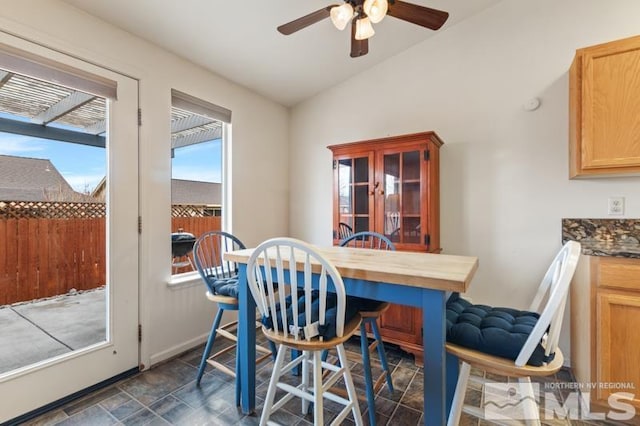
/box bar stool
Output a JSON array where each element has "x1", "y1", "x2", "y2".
[
  {"x1": 193, "y1": 231, "x2": 273, "y2": 405},
  {"x1": 247, "y1": 237, "x2": 364, "y2": 426},
  {"x1": 446, "y1": 241, "x2": 581, "y2": 425}
]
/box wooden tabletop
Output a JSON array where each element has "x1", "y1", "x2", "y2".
[{"x1": 225, "y1": 245, "x2": 478, "y2": 293}]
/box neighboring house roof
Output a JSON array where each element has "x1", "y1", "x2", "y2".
[
  {"x1": 0, "y1": 154, "x2": 95, "y2": 202},
  {"x1": 171, "y1": 179, "x2": 221, "y2": 205},
  {"x1": 91, "y1": 177, "x2": 221, "y2": 206}
]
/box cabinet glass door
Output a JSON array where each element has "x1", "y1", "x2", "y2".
[
  {"x1": 337, "y1": 155, "x2": 371, "y2": 236},
  {"x1": 382, "y1": 150, "x2": 422, "y2": 244}
]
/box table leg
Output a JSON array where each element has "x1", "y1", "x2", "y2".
[
  {"x1": 446, "y1": 352, "x2": 459, "y2": 418},
  {"x1": 238, "y1": 264, "x2": 256, "y2": 414},
  {"x1": 422, "y1": 289, "x2": 446, "y2": 426}
]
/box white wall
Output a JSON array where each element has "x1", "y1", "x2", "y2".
[
  {"x1": 289, "y1": 0, "x2": 640, "y2": 360},
  {"x1": 1, "y1": 0, "x2": 289, "y2": 368}
]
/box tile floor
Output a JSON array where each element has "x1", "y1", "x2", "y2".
[{"x1": 21, "y1": 334, "x2": 633, "y2": 426}]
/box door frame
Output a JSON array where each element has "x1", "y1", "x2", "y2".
[{"x1": 0, "y1": 31, "x2": 140, "y2": 423}]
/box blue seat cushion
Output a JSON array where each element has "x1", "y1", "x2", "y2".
[
  {"x1": 206, "y1": 275, "x2": 281, "y2": 301},
  {"x1": 262, "y1": 290, "x2": 359, "y2": 340},
  {"x1": 206, "y1": 276, "x2": 240, "y2": 299},
  {"x1": 446, "y1": 293, "x2": 549, "y2": 366}
]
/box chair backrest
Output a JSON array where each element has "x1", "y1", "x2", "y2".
[
  {"x1": 340, "y1": 231, "x2": 396, "y2": 251},
  {"x1": 515, "y1": 241, "x2": 581, "y2": 366},
  {"x1": 247, "y1": 237, "x2": 348, "y2": 341},
  {"x1": 193, "y1": 231, "x2": 246, "y2": 294},
  {"x1": 338, "y1": 222, "x2": 354, "y2": 240}
]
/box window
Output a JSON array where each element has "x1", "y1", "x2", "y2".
[
  {"x1": 0, "y1": 64, "x2": 109, "y2": 373},
  {"x1": 169, "y1": 90, "x2": 230, "y2": 275}
]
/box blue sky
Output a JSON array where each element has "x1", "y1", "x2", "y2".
[
  {"x1": 0, "y1": 115, "x2": 221, "y2": 192},
  {"x1": 0, "y1": 132, "x2": 106, "y2": 193},
  {"x1": 172, "y1": 139, "x2": 222, "y2": 183}
]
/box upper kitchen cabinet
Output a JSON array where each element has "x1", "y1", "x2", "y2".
[{"x1": 570, "y1": 35, "x2": 640, "y2": 178}]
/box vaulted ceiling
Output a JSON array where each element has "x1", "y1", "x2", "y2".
[{"x1": 61, "y1": 0, "x2": 501, "y2": 107}]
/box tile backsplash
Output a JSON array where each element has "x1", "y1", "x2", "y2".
[{"x1": 562, "y1": 218, "x2": 640, "y2": 244}]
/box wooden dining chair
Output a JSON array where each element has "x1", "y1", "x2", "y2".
[
  {"x1": 193, "y1": 231, "x2": 273, "y2": 404},
  {"x1": 445, "y1": 241, "x2": 581, "y2": 425},
  {"x1": 247, "y1": 237, "x2": 364, "y2": 426},
  {"x1": 338, "y1": 222, "x2": 354, "y2": 240},
  {"x1": 339, "y1": 231, "x2": 395, "y2": 426}
]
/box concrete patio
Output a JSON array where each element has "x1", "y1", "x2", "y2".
[{"x1": 0, "y1": 288, "x2": 105, "y2": 375}]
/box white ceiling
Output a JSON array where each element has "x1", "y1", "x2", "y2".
[{"x1": 61, "y1": 0, "x2": 501, "y2": 107}]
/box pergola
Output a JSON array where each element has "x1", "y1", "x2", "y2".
[{"x1": 0, "y1": 68, "x2": 222, "y2": 149}]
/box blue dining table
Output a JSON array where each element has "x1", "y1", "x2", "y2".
[{"x1": 225, "y1": 245, "x2": 478, "y2": 425}]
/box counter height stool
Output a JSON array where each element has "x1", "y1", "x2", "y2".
[
  {"x1": 445, "y1": 241, "x2": 581, "y2": 426},
  {"x1": 247, "y1": 237, "x2": 364, "y2": 426},
  {"x1": 193, "y1": 231, "x2": 273, "y2": 405}
]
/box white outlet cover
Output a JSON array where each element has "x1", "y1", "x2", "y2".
[{"x1": 608, "y1": 197, "x2": 624, "y2": 215}]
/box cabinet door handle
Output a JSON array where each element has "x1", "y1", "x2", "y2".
[
  {"x1": 371, "y1": 182, "x2": 383, "y2": 195},
  {"x1": 370, "y1": 182, "x2": 380, "y2": 196}
]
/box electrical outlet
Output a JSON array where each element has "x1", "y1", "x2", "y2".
[{"x1": 608, "y1": 197, "x2": 624, "y2": 215}]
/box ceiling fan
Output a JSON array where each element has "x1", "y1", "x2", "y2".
[{"x1": 277, "y1": 0, "x2": 449, "y2": 58}]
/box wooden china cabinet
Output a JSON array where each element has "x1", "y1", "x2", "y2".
[{"x1": 328, "y1": 131, "x2": 443, "y2": 363}]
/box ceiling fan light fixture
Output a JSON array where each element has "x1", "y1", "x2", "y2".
[
  {"x1": 330, "y1": 3, "x2": 354, "y2": 31},
  {"x1": 363, "y1": 0, "x2": 388, "y2": 24},
  {"x1": 355, "y1": 17, "x2": 375, "y2": 40},
  {"x1": 277, "y1": 1, "x2": 450, "y2": 58}
]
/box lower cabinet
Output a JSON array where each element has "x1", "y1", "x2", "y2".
[
  {"x1": 595, "y1": 290, "x2": 640, "y2": 407},
  {"x1": 571, "y1": 255, "x2": 640, "y2": 418}
]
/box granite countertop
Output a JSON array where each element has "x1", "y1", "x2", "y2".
[
  {"x1": 562, "y1": 218, "x2": 640, "y2": 259},
  {"x1": 569, "y1": 239, "x2": 640, "y2": 259}
]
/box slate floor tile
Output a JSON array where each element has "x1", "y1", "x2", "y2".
[
  {"x1": 56, "y1": 405, "x2": 117, "y2": 426},
  {"x1": 120, "y1": 407, "x2": 167, "y2": 426},
  {"x1": 61, "y1": 386, "x2": 120, "y2": 416},
  {"x1": 172, "y1": 378, "x2": 233, "y2": 410},
  {"x1": 21, "y1": 409, "x2": 68, "y2": 426},
  {"x1": 118, "y1": 361, "x2": 196, "y2": 406},
  {"x1": 387, "y1": 404, "x2": 422, "y2": 425},
  {"x1": 149, "y1": 395, "x2": 195, "y2": 423},
  {"x1": 23, "y1": 337, "x2": 605, "y2": 426}
]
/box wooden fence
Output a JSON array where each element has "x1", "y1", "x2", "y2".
[
  {"x1": 171, "y1": 216, "x2": 222, "y2": 274},
  {"x1": 0, "y1": 214, "x2": 221, "y2": 305},
  {"x1": 172, "y1": 216, "x2": 221, "y2": 238},
  {"x1": 0, "y1": 218, "x2": 105, "y2": 305}
]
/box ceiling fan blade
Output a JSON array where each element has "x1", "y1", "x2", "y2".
[
  {"x1": 350, "y1": 19, "x2": 369, "y2": 58},
  {"x1": 277, "y1": 5, "x2": 338, "y2": 35},
  {"x1": 387, "y1": 0, "x2": 449, "y2": 30}
]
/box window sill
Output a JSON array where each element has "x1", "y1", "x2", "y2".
[{"x1": 167, "y1": 271, "x2": 201, "y2": 290}]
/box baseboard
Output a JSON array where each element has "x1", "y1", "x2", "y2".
[{"x1": 148, "y1": 332, "x2": 209, "y2": 368}]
